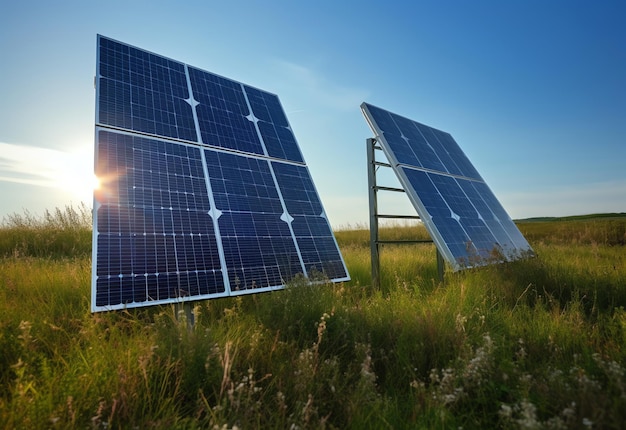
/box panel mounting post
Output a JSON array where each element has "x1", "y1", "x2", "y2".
[
  {"x1": 175, "y1": 301, "x2": 195, "y2": 332},
  {"x1": 367, "y1": 138, "x2": 444, "y2": 291},
  {"x1": 367, "y1": 138, "x2": 381, "y2": 290},
  {"x1": 437, "y1": 248, "x2": 445, "y2": 282}
]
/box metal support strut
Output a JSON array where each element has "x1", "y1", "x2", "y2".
[
  {"x1": 367, "y1": 138, "x2": 444, "y2": 291},
  {"x1": 175, "y1": 301, "x2": 195, "y2": 331}
]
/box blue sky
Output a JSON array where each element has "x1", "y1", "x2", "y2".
[{"x1": 1, "y1": 1, "x2": 624, "y2": 227}]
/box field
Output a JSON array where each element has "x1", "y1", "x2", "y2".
[{"x1": 1, "y1": 207, "x2": 625, "y2": 429}]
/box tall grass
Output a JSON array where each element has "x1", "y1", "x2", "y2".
[
  {"x1": 0, "y1": 204, "x2": 92, "y2": 258},
  {"x1": 1, "y1": 212, "x2": 625, "y2": 428},
  {"x1": 519, "y1": 218, "x2": 626, "y2": 246}
]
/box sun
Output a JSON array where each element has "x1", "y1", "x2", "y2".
[
  {"x1": 54, "y1": 149, "x2": 99, "y2": 204},
  {"x1": 58, "y1": 170, "x2": 98, "y2": 204},
  {"x1": 92, "y1": 173, "x2": 102, "y2": 191}
]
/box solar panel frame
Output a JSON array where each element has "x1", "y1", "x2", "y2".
[
  {"x1": 361, "y1": 102, "x2": 534, "y2": 271},
  {"x1": 92, "y1": 35, "x2": 349, "y2": 312}
]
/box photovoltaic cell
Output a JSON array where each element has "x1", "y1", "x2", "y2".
[
  {"x1": 203, "y1": 150, "x2": 303, "y2": 291},
  {"x1": 361, "y1": 102, "x2": 534, "y2": 270},
  {"x1": 188, "y1": 67, "x2": 265, "y2": 155},
  {"x1": 272, "y1": 162, "x2": 347, "y2": 278},
  {"x1": 245, "y1": 86, "x2": 304, "y2": 162},
  {"x1": 98, "y1": 36, "x2": 197, "y2": 141},
  {"x1": 94, "y1": 130, "x2": 224, "y2": 308},
  {"x1": 92, "y1": 35, "x2": 349, "y2": 311}
]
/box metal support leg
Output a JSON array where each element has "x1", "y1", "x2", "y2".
[
  {"x1": 367, "y1": 137, "x2": 444, "y2": 291},
  {"x1": 436, "y1": 248, "x2": 445, "y2": 283},
  {"x1": 367, "y1": 138, "x2": 380, "y2": 290},
  {"x1": 175, "y1": 301, "x2": 195, "y2": 331}
]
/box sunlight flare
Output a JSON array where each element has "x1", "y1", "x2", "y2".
[{"x1": 0, "y1": 141, "x2": 95, "y2": 203}]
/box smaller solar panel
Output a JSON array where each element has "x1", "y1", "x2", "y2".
[{"x1": 361, "y1": 102, "x2": 534, "y2": 270}]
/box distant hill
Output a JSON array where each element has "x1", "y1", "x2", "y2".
[{"x1": 517, "y1": 213, "x2": 626, "y2": 223}]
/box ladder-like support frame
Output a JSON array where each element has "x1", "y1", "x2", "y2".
[{"x1": 367, "y1": 138, "x2": 444, "y2": 290}]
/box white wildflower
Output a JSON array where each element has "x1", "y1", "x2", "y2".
[
  {"x1": 499, "y1": 403, "x2": 513, "y2": 419},
  {"x1": 516, "y1": 338, "x2": 527, "y2": 360},
  {"x1": 516, "y1": 399, "x2": 540, "y2": 429},
  {"x1": 455, "y1": 313, "x2": 467, "y2": 333}
]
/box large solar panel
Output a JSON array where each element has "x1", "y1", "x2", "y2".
[
  {"x1": 361, "y1": 102, "x2": 534, "y2": 271},
  {"x1": 92, "y1": 35, "x2": 349, "y2": 312}
]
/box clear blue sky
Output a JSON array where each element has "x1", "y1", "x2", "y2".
[{"x1": 1, "y1": 1, "x2": 624, "y2": 227}]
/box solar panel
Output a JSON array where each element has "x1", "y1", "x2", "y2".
[
  {"x1": 92, "y1": 35, "x2": 349, "y2": 312},
  {"x1": 361, "y1": 102, "x2": 534, "y2": 271}
]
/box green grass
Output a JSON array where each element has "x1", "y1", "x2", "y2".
[{"x1": 1, "y1": 208, "x2": 625, "y2": 428}]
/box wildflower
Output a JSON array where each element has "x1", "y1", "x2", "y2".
[
  {"x1": 18, "y1": 320, "x2": 33, "y2": 345},
  {"x1": 499, "y1": 403, "x2": 513, "y2": 419},
  {"x1": 593, "y1": 353, "x2": 625, "y2": 380},
  {"x1": 562, "y1": 402, "x2": 576, "y2": 418},
  {"x1": 430, "y1": 367, "x2": 463, "y2": 405},
  {"x1": 548, "y1": 368, "x2": 563, "y2": 381},
  {"x1": 360, "y1": 344, "x2": 376, "y2": 384},
  {"x1": 440, "y1": 388, "x2": 464, "y2": 405},
  {"x1": 463, "y1": 334, "x2": 494, "y2": 385},
  {"x1": 455, "y1": 313, "x2": 467, "y2": 333},
  {"x1": 516, "y1": 338, "x2": 527, "y2": 361},
  {"x1": 410, "y1": 380, "x2": 424, "y2": 389},
  {"x1": 429, "y1": 368, "x2": 440, "y2": 384},
  {"x1": 277, "y1": 391, "x2": 287, "y2": 412},
  {"x1": 517, "y1": 399, "x2": 540, "y2": 429},
  {"x1": 520, "y1": 373, "x2": 533, "y2": 385}
]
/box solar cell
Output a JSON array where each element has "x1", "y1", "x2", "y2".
[
  {"x1": 203, "y1": 149, "x2": 303, "y2": 291},
  {"x1": 272, "y1": 162, "x2": 347, "y2": 278},
  {"x1": 98, "y1": 36, "x2": 197, "y2": 141},
  {"x1": 361, "y1": 102, "x2": 534, "y2": 270},
  {"x1": 92, "y1": 36, "x2": 349, "y2": 312},
  {"x1": 188, "y1": 67, "x2": 265, "y2": 155},
  {"x1": 245, "y1": 86, "x2": 304, "y2": 162}
]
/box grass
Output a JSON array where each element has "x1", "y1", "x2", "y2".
[
  {"x1": 0, "y1": 203, "x2": 92, "y2": 258},
  {"x1": 1, "y1": 207, "x2": 625, "y2": 428}
]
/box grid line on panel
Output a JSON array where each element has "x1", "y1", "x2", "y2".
[
  {"x1": 204, "y1": 149, "x2": 303, "y2": 291},
  {"x1": 188, "y1": 68, "x2": 264, "y2": 155},
  {"x1": 272, "y1": 162, "x2": 348, "y2": 280},
  {"x1": 94, "y1": 130, "x2": 224, "y2": 309},
  {"x1": 244, "y1": 86, "x2": 305, "y2": 163},
  {"x1": 363, "y1": 102, "x2": 483, "y2": 181},
  {"x1": 98, "y1": 36, "x2": 197, "y2": 142}
]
